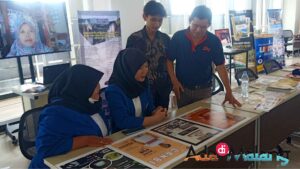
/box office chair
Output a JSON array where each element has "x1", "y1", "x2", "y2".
[
  {"x1": 4, "y1": 121, "x2": 19, "y2": 145},
  {"x1": 235, "y1": 68, "x2": 258, "y2": 86},
  {"x1": 211, "y1": 74, "x2": 224, "y2": 95},
  {"x1": 18, "y1": 107, "x2": 43, "y2": 160},
  {"x1": 293, "y1": 34, "x2": 300, "y2": 57},
  {"x1": 282, "y1": 30, "x2": 294, "y2": 57},
  {"x1": 263, "y1": 59, "x2": 283, "y2": 74}
]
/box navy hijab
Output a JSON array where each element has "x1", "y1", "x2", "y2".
[
  {"x1": 48, "y1": 64, "x2": 104, "y2": 115},
  {"x1": 109, "y1": 48, "x2": 148, "y2": 99}
]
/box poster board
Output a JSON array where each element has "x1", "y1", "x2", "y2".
[
  {"x1": 229, "y1": 10, "x2": 254, "y2": 49},
  {"x1": 229, "y1": 10, "x2": 256, "y2": 72},
  {"x1": 267, "y1": 9, "x2": 285, "y2": 67},
  {"x1": 152, "y1": 118, "x2": 221, "y2": 145},
  {"x1": 112, "y1": 132, "x2": 188, "y2": 168},
  {"x1": 215, "y1": 28, "x2": 232, "y2": 46},
  {"x1": 182, "y1": 108, "x2": 246, "y2": 130},
  {"x1": 78, "y1": 11, "x2": 122, "y2": 87},
  {"x1": 56, "y1": 147, "x2": 150, "y2": 169}
]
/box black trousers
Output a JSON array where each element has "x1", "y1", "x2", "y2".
[{"x1": 150, "y1": 80, "x2": 172, "y2": 108}]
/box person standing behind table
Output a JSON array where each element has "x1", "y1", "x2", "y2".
[
  {"x1": 29, "y1": 65, "x2": 112, "y2": 169},
  {"x1": 105, "y1": 48, "x2": 168, "y2": 133},
  {"x1": 126, "y1": 0, "x2": 172, "y2": 108},
  {"x1": 166, "y1": 5, "x2": 241, "y2": 108}
]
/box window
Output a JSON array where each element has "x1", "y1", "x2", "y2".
[{"x1": 160, "y1": 0, "x2": 255, "y2": 35}]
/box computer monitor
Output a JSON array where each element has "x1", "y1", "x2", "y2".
[
  {"x1": 43, "y1": 63, "x2": 70, "y2": 85},
  {"x1": 215, "y1": 29, "x2": 232, "y2": 46},
  {"x1": 0, "y1": 1, "x2": 71, "y2": 59}
]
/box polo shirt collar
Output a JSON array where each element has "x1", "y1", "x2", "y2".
[
  {"x1": 185, "y1": 28, "x2": 208, "y2": 52},
  {"x1": 142, "y1": 26, "x2": 160, "y2": 40}
]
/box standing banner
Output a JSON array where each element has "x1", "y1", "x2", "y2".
[
  {"x1": 254, "y1": 35, "x2": 274, "y2": 72},
  {"x1": 267, "y1": 9, "x2": 285, "y2": 67},
  {"x1": 267, "y1": 9, "x2": 283, "y2": 34},
  {"x1": 78, "y1": 11, "x2": 121, "y2": 87},
  {"x1": 229, "y1": 10, "x2": 256, "y2": 72},
  {"x1": 229, "y1": 10, "x2": 254, "y2": 49}
]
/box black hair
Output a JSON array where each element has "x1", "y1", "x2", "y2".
[
  {"x1": 189, "y1": 5, "x2": 212, "y2": 25},
  {"x1": 143, "y1": 1, "x2": 167, "y2": 17}
]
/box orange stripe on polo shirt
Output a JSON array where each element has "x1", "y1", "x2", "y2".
[{"x1": 185, "y1": 31, "x2": 208, "y2": 52}]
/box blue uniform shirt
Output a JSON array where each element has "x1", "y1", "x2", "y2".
[
  {"x1": 105, "y1": 84, "x2": 155, "y2": 133},
  {"x1": 29, "y1": 106, "x2": 109, "y2": 169},
  {"x1": 168, "y1": 29, "x2": 225, "y2": 87}
]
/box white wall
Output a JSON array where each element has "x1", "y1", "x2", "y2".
[
  {"x1": 282, "y1": 0, "x2": 297, "y2": 33},
  {"x1": 295, "y1": 0, "x2": 300, "y2": 34},
  {"x1": 93, "y1": 0, "x2": 111, "y2": 11},
  {"x1": 66, "y1": 0, "x2": 86, "y2": 63},
  {"x1": 110, "y1": 0, "x2": 145, "y2": 48}
]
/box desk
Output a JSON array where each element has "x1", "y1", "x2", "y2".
[
  {"x1": 259, "y1": 94, "x2": 300, "y2": 150},
  {"x1": 200, "y1": 73, "x2": 300, "y2": 153},
  {"x1": 223, "y1": 48, "x2": 250, "y2": 84},
  {"x1": 268, "y1": 69, "x2": 290, "y2": 77},
  {"x1": 44, "y1": 103, "x2": 258, "y2": 169},
  {"x1": 12, "y1": 86, "x2": 48, "y2": 112}
]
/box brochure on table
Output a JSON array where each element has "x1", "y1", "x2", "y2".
[
  {"x1": 249, "y1": 75, "x2": 284, "y2": 89},
  {"x1": 270, "y1": 70, "x2": 294, "y2": 77},
  {"x1": 201, "y1": 90, "x2": 286, "y2": 113}
]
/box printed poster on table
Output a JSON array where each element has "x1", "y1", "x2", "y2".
[
  {"x1": 202, "y1": 91, "x2": 285, "y2": 112},
  {"x1": 152, "y1": 118, "x2": 221, "y2": 145},
  {"x1": 112, "y1": 132, "x2": 187, "y2": 168},
  {"x1": 249, "y1": 75, "x2": 284, "y2": 89},
  {"x1": 56, "y1": 147, "x2": 149, "y2": 169},
  {"x1": 78, "y1": 11, "x2": 122, "y2": 87},
  {"x1": 182, "y1": 108, "x2": 246, "y2": 129}
]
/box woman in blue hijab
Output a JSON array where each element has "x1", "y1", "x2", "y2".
[
  {"x1": 7, "y1": 21, "x2": 52, "y2": 57},
  {"x1": 106, "y1": 48, "x2": 167, "y2": 133},
  {"x1": 29, "y1": 64, "x2": 112, "y2": 168}
]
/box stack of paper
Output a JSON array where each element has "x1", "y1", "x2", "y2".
[{"x1": 267, "y1": 79, "x2": 297, "y2": 92}]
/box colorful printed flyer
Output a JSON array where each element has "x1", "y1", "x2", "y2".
[
  {"x1": 112, "y1": 132, "x2": 188, "y2": 167},
  {"x1": 152, "y1": 118, "x2": 221, "y2": 145},
  {"x1": 183, "y1": 108, "x2": 246, "y2": 129},
  {"x1": 56, "y1": 147, "x2": 149, "y2": 169}
]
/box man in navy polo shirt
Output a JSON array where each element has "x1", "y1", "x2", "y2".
[
  {"x1": 167, "y1": 5, "x2": 241, "y2": 108},
  {"x1": 126, "y1": 1, "x2": 172, "y2": 108}
]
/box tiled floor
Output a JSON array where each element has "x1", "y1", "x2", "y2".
[
  {"x1": 0, "y1": 96, "x2": 29, "y2": 168},
  {"x1": 0, "y1": 134, "x2": 30, "y2": 168},
  {"x1": 0, "y1": 56, "x2": 300, "y2": 168}
]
